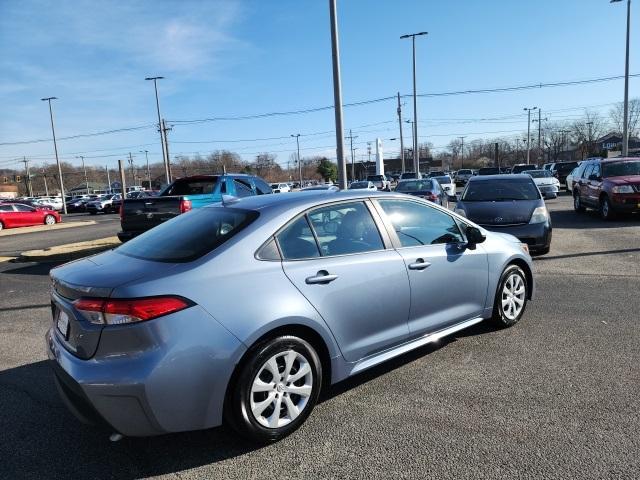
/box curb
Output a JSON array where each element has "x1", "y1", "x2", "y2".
[
  {"x1": 16, "y1": 236, "x2": 121, "y2": 263},
  {"x1": 0, "y1": 220, "x2": 97, "y2": 237}
]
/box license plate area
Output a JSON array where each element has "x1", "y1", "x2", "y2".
[{"x1": 55, "y1": 307, "x2": 70, "y2": 339}]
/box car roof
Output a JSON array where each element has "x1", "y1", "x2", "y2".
[
  {"x1": 468, "y1": 174, "x2": 533, "y2": 181},
  {"x1": 222, "y1": 190, "x2": 411, "y2": 215}
]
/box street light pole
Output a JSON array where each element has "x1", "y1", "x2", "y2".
[
  {"x1": 41, "y1": 97, "x2": 67, "y2": 214},
  {"x1": 329, "y1": 0, "x2": 347, "y2": 189},
  {"x1": 401, "y1": 31, "x2": 428, "y2": 175},
  {"x1": 145, "y1": 76, "x2": 171, "y2": 184},
  {"x1": 397, "y1": 92, "x2": 406, "y2": 173},
  {"x1": 611, "y1": 0, "x2": 632, "y2": 155},
  {"x1": 523, "y1": 107, "x2": 537, "y2": 164},
  {"x1": 459, "y1": 136, "x2": 466, "y2": 169},
  {"x1": 291, "y1": 134, "x2": 302, "y2": 186},
  {"x1": 140, "y1": 150, "x2": 151, "y2": 188}
]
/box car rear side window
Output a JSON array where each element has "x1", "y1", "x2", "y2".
[
  {"x1": 378, "y1": 200, "x2": 464, "y2": 247},
  {"x1": 116, "y1": 207, "x2": 258, "y2": 262},
  {"x1": 307, "y1": 202, "x2": 384, "y2": 256},
  {"x1": 276, "y1": 216, "x2": 320, "y2": 260},
  {"x1": 163, "y1": 178, "x2": 219, "y2": 196},
  {"x1": 0, "y1": 205, "x2": 13, "y2": 212},
  {"x1": 254, "y1": 178, "x2": 273, "y2": 195},
  {"x1": 234, "y1": 179, "x2": 254, "y2": 198}
]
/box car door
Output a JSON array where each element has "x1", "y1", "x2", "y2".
[
  {"x1": 0, "y1": 204, "x2": 17, "y2": 227},
  {"x1": 575, "y1": 163, "x2": 593, "y2": 205},
  {"x1": 585, "y1": 162, "x2": 603, "y2": 206},
  {"x1": 13, "y1": 204, "x2": 40, "y2": 226},
  {"x1": 373, "y1": 198, "x2": 489, "y2": 336},
  {"x1": 277, "y1": 200, "x2": 411, "y2": 362}
]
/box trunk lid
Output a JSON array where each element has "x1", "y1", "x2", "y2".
[{"x1": 460, "y1": 199, "x2": 539, "y2": 226}]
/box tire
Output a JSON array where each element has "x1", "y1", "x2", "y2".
[
  {"x1": 44, "y1": 214, "x2": 56, "y2": 225},
  {"x1": 599, "y1": 196, "x2": 615, "y2": 221},
  {"x1": 89, "y1": 211, "x2": 97, "y2": 215},
  {"x1": 225, "y1": 335, "x2": 322, "y2": 443},
  {"x1": 0, "y1": 221, "x2": 4, "y2": 231},
  {"x1": 536, "y1": 246, "x2": 550, "y2": 255},
  {"x1": 573, "y1": 192, "x2": 585, "y2": 213},
  {"x1": 491, "y1": 265, "x2": 528, "y2": 328}
]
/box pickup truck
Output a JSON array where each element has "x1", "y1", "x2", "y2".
[{"x1": 117, "y1": 174, "x2": 272, "y2": 242}]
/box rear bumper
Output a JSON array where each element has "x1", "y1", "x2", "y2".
[
  {"x1": 46, "y1": 304, "x2": 246, "y2": 437},
  {"x1": 481, "y1": 221, "x2": 552, "y2": 253}
]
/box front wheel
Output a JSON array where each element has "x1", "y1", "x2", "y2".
[
  {"x1": 44, "y1": 214, "x2": 56, "y2": 225},
  {"x1": 225, "y1": 335, "x2": 322, "y2": 443},
  {"x1": 599, "y1": 196, "x2": 615, "y2": 220},
  {"x1": 0, "y1": 221, "x2": 4, "y2": 231},
  {"x1": 491, "y1": 265, "x2": 528, "y2": 328}
]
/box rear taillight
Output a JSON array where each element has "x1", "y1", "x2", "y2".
[
  {"x1": 180, "y1": 199, "x2": 192, "y2": 213},
  {"x1": 424, "y1": 193, "x2": 438, "y2": 202},
  {"x1": 73, "y1": 296, "x2": 192, "y2": 325}
]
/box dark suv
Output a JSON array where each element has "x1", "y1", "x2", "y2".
[
  {"x1": 550, "y1": 161, "x2": 580, "y2": 187},
  {"x1": 572, "y1": 157, "x2": 640, "y2": 219}
]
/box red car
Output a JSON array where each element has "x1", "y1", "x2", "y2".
[
  {"x1": 0, "y1": 203, "x2": 61, "y2": 230},
  {"x1": 573, "y1": 157, "x2": 640, "y2": 220}
]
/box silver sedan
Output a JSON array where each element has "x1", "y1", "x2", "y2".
[{"x1": 47, "y1": 191, "x2": 534, "y2": 442}]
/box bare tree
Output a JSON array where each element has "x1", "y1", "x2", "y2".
[
  {"x1": 609, "y1": 98, "x2": 640, "y2": 138},
  {"x1": 572, "y1": 110, "x2": 607, "y2": 158}
]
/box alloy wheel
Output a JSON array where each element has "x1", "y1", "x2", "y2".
[
  {"x1": 250, "y1": 350, "x2": 313, "y2": 429},
  {"x1": 45, "y1": 215, "x2": 56, "y2": 225},
  {"x1": 501, "y1": 273, "x2": 525, "y2": 321}
]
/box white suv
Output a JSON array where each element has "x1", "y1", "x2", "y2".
[{"x1": 270, "y1": 183, "x2": 291, "y2": 193}]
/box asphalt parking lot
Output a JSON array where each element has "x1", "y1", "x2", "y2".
[{"x1": 0, "y1": 193, "x2": 638, "y2": 479}]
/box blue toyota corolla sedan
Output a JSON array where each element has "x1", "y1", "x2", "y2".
[{"x1": 47, "y1": 191, "x2": 534, "y2": 442}]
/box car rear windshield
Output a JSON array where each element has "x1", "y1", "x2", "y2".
[
  {"x1": 162, "y1": 177, "x2": 219, "y2": 196},
  {"x1": 367, "y1": 175, "x2": 384, "y2": 181},
  {"x1": 462, "y1": 179, "x2": 540, "y2": 201},
  {"x1": 478, "y1": 168, "x2": 500, "y2": 175},
  {"x1": 350, "y1": 182, "x2": 368, "y2": 189},
  {"x1": 116, "y1": 207, "x2": 258, "y2": 262},
  {"x1": 458, "y1": 169, "x2": 472, "y2": 175},
  {"x1": 554, "y1": 162, "x2": 579, "y2": 173},
  {"x1": 434, "y1": 176, "x2": 452, "y2": 183},
  {"x1": 602, "y1": 160, "x2": 640, "y2": 178},
  {"x1": 512, "y1": 165, "x2": 537, "y2": 173},
  {"x1": 396, "y1": 180, "x2": 433, "y2": 192},
  {"x1": 528, "y1": 170, "x2": 553, "y2": 178}
]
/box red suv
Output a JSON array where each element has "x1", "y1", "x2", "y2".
[{"x1": 572, "y1": 157, "x2": 640, "y2": 220}]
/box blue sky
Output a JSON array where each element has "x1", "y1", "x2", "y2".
[{"x1": 0, "y1": 0, "x2": 637, "y2": 170}]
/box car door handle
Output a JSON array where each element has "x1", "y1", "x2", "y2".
[
  {"x1": 305, "y1": 271, "x2": 338, "y2": 284},
  {"x1": 408, "y1": 259, "x2": 431, "y2": 270}
]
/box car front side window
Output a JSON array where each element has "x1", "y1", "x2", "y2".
[{"x1": 378, "y1": 199, "x2": 464, "y2": 247}]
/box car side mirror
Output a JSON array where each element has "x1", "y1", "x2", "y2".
[{"x1": 466, "y1": 226, "x2": 486, "y2": 245}]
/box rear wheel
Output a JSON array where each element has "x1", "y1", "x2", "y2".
[
  {"x1": 225, "y1": 335, "x2": 322, "y2": 443},
  {"x1": 0, "y1": 221, "x2": 4, "y2": 231},
  {"x1": 491, "y1": 265, "x2": 528, "y2": 328},
  {"x1": 44, "y1": 214, "x2": 56, "y2": 225},
  {"x1": 573, "y1": 192, "x2": 585, "y2": 212}
]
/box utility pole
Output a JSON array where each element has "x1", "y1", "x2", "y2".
[
  {"x1": 41, "y1": 97, "x2": 67, "y2": 213},
  {"x1": 145, "y1": 76, "x2": 171, "y2": 184},
  {"x1": 76, "y1": 155, "x2": 89, "y2": 194},
  {"x1": 400, "y1": 31, "x2": 428, "y2": 175},
  {"x1": 291, "y1": 134, "x2": 302, "y2": 186},
  {"x1": 586, "y1": 121, "x2": 594, "y2": 156},
  {"x1": 345, "y1": 129, "x2": 358, "y2": 181},
  {"x1": 538, "y1": 109, "x2": 542, "y2": 152},
  {"x1": 611, "y1": 0, "x2": 631, "y2": 155},
  {"x1": 397, "y1": 92, "x2": 406, "y2": 173},
  {"x1": 140, "y1": 150, "x2": 151, "y2": 189},
  {"x1": 329, "y1": 0, "x2": 347, "y2": 189},
  {"x1": 128, "y1": 152, "x2": 136, "y2": 187},
  {"x1": 21, "y1": 157, "x2": 33, "y2": 196},
  {"x1": 523, "y1": 107, "x2": 537, "y2": 164},
  {"x1": 459, "y1": 136, "x2": 466, "y2": 169},
  {"x1": 42, "y1": 170, "x2": 49, "y2": 196},
  {"x1": 161, "y1": 119, "x2": 172, "y2": 183},
  {"x1": 106, "y1": 166, "x2": 111, "y2": 193},
  {"x1": 495, "y1": 142, "x2": 500, "y2": 169},
  {"x1": 118, "y1": 160, "x2": 127, "y2": 197}
]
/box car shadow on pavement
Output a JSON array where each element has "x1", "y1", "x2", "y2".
[
  {"x1": 0, "y1": 261, "x2": 63, "y2": 276},
  {"x1": 0, "y1": 322, "x2": 499, "y2": 479},
  {"x1": 0, "y1": 361, "x2": 267, "y2": 479},
  {"x1": 550, "y1": 209, "x2": 639, "y2": 229},
  {"x1": 534, "y1": 247, "x2": 640, "y2": 262}
]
